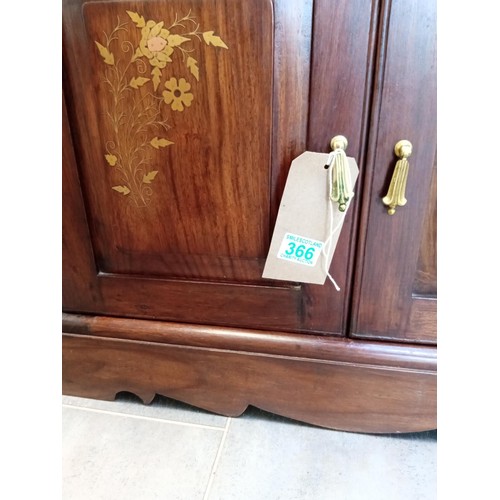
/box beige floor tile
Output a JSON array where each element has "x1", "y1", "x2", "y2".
[
  {"x1": 206, "y1": 408, "x2": 436, "y2": 500},
  {"x1": 62, "y1": 406, "x2": 224, "y2": 500},
  {"x1": 63, "y1": 392, "x2": 228, "y2": 428}
]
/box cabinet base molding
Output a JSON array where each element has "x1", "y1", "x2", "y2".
[{"x1": 62, "y1": 313, "x2": 436, "y2": 434}]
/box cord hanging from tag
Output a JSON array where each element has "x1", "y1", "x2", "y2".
[
  {"x1": 322, "y1": 198, "x2": 343, "y2": 291},
  {"x1": 322, "y1": 150, "x2": 343, "y2": 291}
]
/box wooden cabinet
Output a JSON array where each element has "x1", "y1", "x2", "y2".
[
  {"x1": 63, "y1": 0, "x2": 436, "y2": 433},
  {"x1": 351, "y1": 0, "x2": 437, "y2": 344}
]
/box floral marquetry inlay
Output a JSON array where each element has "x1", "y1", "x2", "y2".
[{"x1": 94, "y1": 10, "x2": 228, "y2": 207}]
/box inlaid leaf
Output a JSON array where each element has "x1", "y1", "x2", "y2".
[
  {"x1": 150, "y1": 137, "x2": 174, "y2": 149},
  {"x1": 142, "y1": 171, "x2": 158, "y2": 184},
  {"x1": 186, "y1": 57, "x2": 199, "y2": 81},
  {"x1": 129, "y1": 76, "x2": 150, "y2": 89},
  {"x1": 167, "y1": 34, "x2": 190, "y2": 47},
  {"x1": 105, "y1": 154, "x2": 117, "y2": 166},
  {"x1": 126, "y1": 11, "x2": 145, "y2": 28},
  {"x1": 151, "y1": 67, "x2": 162, "y2": 91},
  {"x1": 95, "y1": 42, "x2": 114, "y2": 65},
  {"x1": 150, "y1": 21, "x2": 164, "y2": 37},
  {"x1": 131, "y1": 47, "x2": 143, "y2": 62},
  {"x1": 112, "y1": 185, "x2": 130, "y2": 195},
  {"x1": 202, "y1": 31, "x2": 228, "y2": 49}
]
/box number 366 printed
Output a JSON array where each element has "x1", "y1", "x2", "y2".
[
  {"x1": 277, "y1": 233, "x2": 324, "y2": 267},
  {"x1": 285, "y1": 242, "x2": 316, "y2": 261}
]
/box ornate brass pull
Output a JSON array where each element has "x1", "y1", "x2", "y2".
[
  {"x1": 328, "y1": 135, "x2": 353, "y2": 212},
  {"x1": 382, "y1": 140, "x2": 412, "y2": 215}
]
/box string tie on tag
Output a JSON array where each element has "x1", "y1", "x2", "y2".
[{"x1": 322, "y1": 200, "x2": 343, "y2": 291}]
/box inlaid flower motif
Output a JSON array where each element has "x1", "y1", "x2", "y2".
[
  {"x1": 97, "y1": 11, "x2": 228, "y2": 206},
  {"x1": 139, "y1": 21, "x2": 174, "y2": 69},
  {"x1": 163, "y1": 78, "x2": 194, "y2": 111}
]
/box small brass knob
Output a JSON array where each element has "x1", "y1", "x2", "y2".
[
  {"x1": 394, "y1": 140, "x2": 412, "y2": 159},
  {"x1": 330, "y1": 135, "x2": 348, "y2": 152},
  {"x1": 383, "y1": 139, "x2": 413, "y2": 215}
]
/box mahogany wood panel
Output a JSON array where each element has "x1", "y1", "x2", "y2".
[
  {"x1": 295, "y1": 0, "x2": 380, "y2": 333},
  {"x1": 351, "y1": 0, "x2": 437, "y2": 343},
  {"x1": 62, "y1": 0, "x2": 438, "y2": 435},
  {"x1": 62, "y1": 0, "x2": 375, "y2": 335},
  {"x1": 63, "y1": 315, "x2": 436, "y2": 433},
  {"x1": 64, "y1": 0, "x2": 273, "y2": 282},
  {"x1": 406, "y1": 298, "x2": 437, "y2": 343},
  {"x1": 63, "y1": 313, "x2": 437, "y2": 371},
  {"x1": 97, "y1": 273, "x2": 305, "y2": 331},
  {"x1": 414, "y1": 162, "x2": 437, "y2": 297},
  {"x1": 62, "y1": 93, "x2": 100, "y2": 311}
]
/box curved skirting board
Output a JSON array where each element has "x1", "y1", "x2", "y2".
[{"x1": 62, "y1": 313, "x2": 436, "y2": 434}]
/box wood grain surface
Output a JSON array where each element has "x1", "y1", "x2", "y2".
[
  {"x1": 62, "y1": 0, "x2": 438, "y2": 433},
  {"x1": 65, "y1": 0, "x2": 272, "y2": 281},
  {"x1": 350, "y1": 0, "x2": 437, "y2": 343},
  {"x1": 62, "y1": 0, "x2": 377, "y2": 335},
  {"x1": 63, "y1": 314, "x2": 436, "y2": 433}
]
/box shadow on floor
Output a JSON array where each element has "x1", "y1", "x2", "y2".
[{"x1": 114, "y1": 391, "x2": 437, "y2": 439}]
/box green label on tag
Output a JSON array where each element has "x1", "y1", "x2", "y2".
[{"x1": 277, "y1": 233, "x2": 324, "y2": 267}]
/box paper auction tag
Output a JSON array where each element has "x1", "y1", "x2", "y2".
[{"x1": 262, "y1": 151, "x2": 359, "y2": 285}]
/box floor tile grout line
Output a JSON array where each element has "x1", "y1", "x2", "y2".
[
  {"x1": 203, "y1": 417, "x2": 232, "y2": 500},
  {"x1": 62, "y1": 404, "x2": 227, "y2": 432}
]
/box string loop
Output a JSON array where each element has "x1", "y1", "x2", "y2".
[{"x1": 322, "y1": 150, "x2": 347, "y2": 291}]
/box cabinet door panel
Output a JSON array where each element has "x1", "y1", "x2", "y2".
[
  {"x1": 63, "y1": 0, "x2": 375, "y2": 334},
  {"x1": 351, "y1": 0, "x2": 437, "y2": 343},
  {"x1": 307, "y1": 0, "x2": 380, "y2": 327},
  {"x1": 65, "y1": 0, "x2": 272, "y2": 282}
]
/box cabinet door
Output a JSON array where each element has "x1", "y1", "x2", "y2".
[
  {"x1": 351, "y1": 0, "x2": 437, "y2": 343},
  {"x1": 63, "y1": 0, "x2": 377, "y2": 335}
]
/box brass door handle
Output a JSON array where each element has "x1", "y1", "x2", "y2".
[
  {"x1": 328, "y1": 135, "x2": 353, "y2": 212},
  {"x1": 382, "y1": 140, "x2": 412, "y2": 215}
]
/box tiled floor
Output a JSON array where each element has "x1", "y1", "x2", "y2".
[{"x1": 62, "y1": 393, "x2": 437, "y2": 500}]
